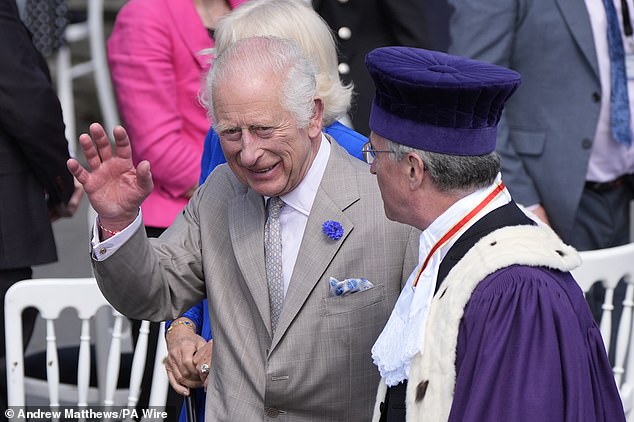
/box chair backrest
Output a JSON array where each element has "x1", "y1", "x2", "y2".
[
  {"x1": 5, "y1": 278, "x2": 168, "y2": 407},
  {"x1": 571, "y1": 243, "x2": 634, "y2": 417}
]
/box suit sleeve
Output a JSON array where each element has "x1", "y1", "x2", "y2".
[
  {"x1": 0, "y1": 1, "x2": 73, "y2": 206},
  {"x1": 92, "y1": 169, "x2": 229, "y2": 321},
  {"x1": 447, "y1": 0, "x2": 541, "y2": 206}
]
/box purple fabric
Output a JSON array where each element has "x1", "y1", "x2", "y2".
[
  {"x1": 365, "y1": 47, "x2": 520, "y2": 155},
  {"x1": 449, "y1": 265, "x2": 625, "y2": 422},
  {"x1": 369, "y1": 104, "x2": 497, "y2": 155}
]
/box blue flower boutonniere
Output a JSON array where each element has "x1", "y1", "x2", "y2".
[{"x1": 322, "y1": 220, "x2": 344, "y2": 240}]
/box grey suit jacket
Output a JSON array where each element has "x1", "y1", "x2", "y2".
[
  {"x1": 94, "y1": 140, "x2": 418, "y2": 421},
  {"x1": 448, "y1": 0, "x2": 600, "y2": 243}
]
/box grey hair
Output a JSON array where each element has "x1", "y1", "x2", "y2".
[
  {"x1": 386, "y1": 139, "x2": 501, "y2": 193},
  {"x1": 204, "y1": 36, "x2": 318, "y2": 129},
  {"x1": 207, "y1": 0, "x2": 352, "y2": 126}
]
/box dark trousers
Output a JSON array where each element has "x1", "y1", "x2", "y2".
[
  {"x1": 570, "y1": 179, "x2": 633, "y2": 364},
  {"x1": 379, "y1": 382, "x2": 407, "y2": 422},
  {"x1": 568, "y1": 180, "x2": 632, "y2": 251},
  {"x1": 0, "y1": 267, "x2": 36, "y2": 422}
]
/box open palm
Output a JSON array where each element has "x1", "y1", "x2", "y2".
[{"x1": 67, "y1": 123, "x2": 153, "y2": 229}]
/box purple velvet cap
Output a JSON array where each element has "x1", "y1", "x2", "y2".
[{"x1": 365, "y1": 47, "x2": 521, "y2": 155}]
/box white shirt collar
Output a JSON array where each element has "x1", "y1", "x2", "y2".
[{"x1": 272, "y1": 133, "x2": 330, "y2": 215}]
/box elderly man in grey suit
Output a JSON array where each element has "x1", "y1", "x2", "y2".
[
  {"x1": 68, "y1": 36, "x2": 417, "y2": 421},
  {"x1": 448, "y1": 0, "x2": 634, "y2": 252}
]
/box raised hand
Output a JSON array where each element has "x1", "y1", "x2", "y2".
[{"x1": 67, "y1": 123, "x2": 153, "y2": 232}]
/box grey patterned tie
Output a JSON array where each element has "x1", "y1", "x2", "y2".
[
  {"x1": 265, "y1": 197, "x2": 285, "y2": 332},
  {"x1": 23, "y1": 0, "x2": 68, "y2": 57}
]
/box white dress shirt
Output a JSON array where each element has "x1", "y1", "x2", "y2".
[{"x1": 268, "y1": 134, "x2": 330, "y2": 295}]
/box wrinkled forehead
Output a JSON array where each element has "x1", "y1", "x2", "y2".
[
  {"x1": 213, "y1": 68, "x2": 284, "y2": 112},
  {"x1": 215, "y1": 63, "x2": 284, "y2": 100},
  {"x1": 213, "y1": 82, "x2": 292, "y2": 132}
]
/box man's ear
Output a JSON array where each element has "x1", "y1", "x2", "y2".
[
  {"x1": 406, "y1": 152, "x2": 425, "y2": 189},
  {"x1": 308, "y1": 98, "x2": 324, "y2": 138}
]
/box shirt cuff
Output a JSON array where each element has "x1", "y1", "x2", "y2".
[{"x1": 91, "y1": 210, "x2": 143, "y2": 261}]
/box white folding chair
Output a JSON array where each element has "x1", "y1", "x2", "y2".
[
  {"x1": 55, "y1": 0, "x2": 119, "y2": 156},
  {"x1": 5, "y1": 278, "x2": 168, "y2": 410},
  {"x1": 571, "y1": 243, "x2": 634, "y2": 420}
]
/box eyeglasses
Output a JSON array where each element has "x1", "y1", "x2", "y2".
[{"x1": 362, "y1": 141, "x2": 392, "y2": 164}]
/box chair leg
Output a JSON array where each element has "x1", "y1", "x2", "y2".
[
  {"x1": 147, "y1": 321, "x2": 169, "y2": 408},
  {"x1": 55, "y1": 45, "x2": 76, "y2": 156}
]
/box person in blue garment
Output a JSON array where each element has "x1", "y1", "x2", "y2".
[{"x1": 163, "y1": 1, "x2": 367, "y2": 421}]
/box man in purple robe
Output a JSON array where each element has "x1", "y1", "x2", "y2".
[{"x1": 363, "y1": 46, "x2": 626, "y2": 422}]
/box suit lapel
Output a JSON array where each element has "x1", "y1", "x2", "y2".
[
  {"x1": 228, "y1": 189, "x2": 272, "y2": 336},
  {"x1": 271, "y1": 141, "x2": 360, "y2": 349},
  {"x1": 555, "y1": 0, "x2": 600, "y2": 77},
  {"x1": 165, "y1": 0, "x2": 211, "y2": 70}
]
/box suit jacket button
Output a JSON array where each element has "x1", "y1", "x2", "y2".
[
  {"x1": 581, "y1": 138, "x2": 593, "y2": 149},
  {"x1": 338, "y1": 26, "x2": 352, "y2": 40},
  {"x1": 265, "y1": 407, "x2": 280, "y2": 418},
  {"x1": 338, "y1": 62, "x2": 350, "y2": 75},
  {"x1": 592, "y1": 91, "x2": 601, "y2": 102}
]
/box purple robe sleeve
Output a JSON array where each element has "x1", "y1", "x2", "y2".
[{"x1": 448, "y1": 265, "x2": 625, "y2": 422}]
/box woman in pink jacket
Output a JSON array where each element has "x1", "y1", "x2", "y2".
[{"x1": 108, "y1": 0, "x2": 246, "y2": 235}]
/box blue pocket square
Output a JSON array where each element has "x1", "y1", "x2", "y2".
[{"x1": 329, "y1": 277, "x2": 375, "y2": 297}]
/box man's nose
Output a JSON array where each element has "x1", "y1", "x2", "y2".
[{"x1": 239, "y1": 131, "x2": 262, "y2": 166}]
